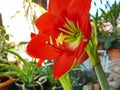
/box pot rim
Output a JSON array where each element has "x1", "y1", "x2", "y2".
[{"x1": 0, "y1": 76, "x2": 14, "y2": 88}]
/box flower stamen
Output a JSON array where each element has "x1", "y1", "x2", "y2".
[
  {"x1": 58, "y1": 27, "x2": 74, "y2": 35},
  {"x1": 65, "y1": 18, "x2": 79, "y2": 32},
  {"x1": 49, "y1": 36, "x2": 53, "y2": 45},
  {"x1": 55, "y1": 32, "x2": 66, "y2": 46},
  {"x1": 55, "y1": 18, "x2": 84, "y2": 50}
]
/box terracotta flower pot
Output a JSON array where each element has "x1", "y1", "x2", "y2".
[
  {"x1": 108, "y1": 49, "x2": 120, "y2": 60},
  {"x1": 0, "y1": 76, "x2": 15, "y2": 90},
  {"x1": 93, "y1": 83, "x2": 100, "y2": 90},
  {"x1": 83, "y1": 83, "x2": 100, "y2": 90}
]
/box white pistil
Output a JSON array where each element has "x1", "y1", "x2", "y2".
[{"x1": 68, "y1": 35, "x2": 81, "y2": 50}]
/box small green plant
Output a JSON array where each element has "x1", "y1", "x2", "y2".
[
  {"x1": 0, "y1": 50, "x2": 47, "y2": 90},
  {"x1": 41, "y1": 62, "x2": 61, "y2": 89}
]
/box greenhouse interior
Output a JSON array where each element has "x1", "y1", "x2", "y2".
[{"x1": 0, "y1": 0, "x2": 120, "y2": 90}]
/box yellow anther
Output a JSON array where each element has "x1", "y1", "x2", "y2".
[
  {"x1": 49, "y1": 36, "x2": 53, "y2": 45},
  {"x1": 56, "y1": 32, "x2": 66, "y2": 46}
]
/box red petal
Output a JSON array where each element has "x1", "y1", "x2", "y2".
[
  {"x1": 53, "y1": 37, "x2": 89, "y2": 79},
  {"x1": 74, "y1": 50, "x2": 88, "y2": 66},
  {"x1": 84, "y1": 21, "x2": 92, "y2": 38},
  {"x1": 67, "y1": 0, "x2": 92, "y2": 22},
  {"x1": 26, "y1": 33, "x2": 59, "y2": 60},
  {"x1": 31, "y1": 32, "x2": 36, "y2": 38},
  {"x1": 35, "y1": 13, "x2": 64, "y2": 38},
  {"x1": 37, "y1": 59, "x2": 44, "y2": 67},
  {"x1": 53, "y1": 51, "x2": 75, "y2": 79},
  {"x1": 75, "y1": 37, "x2": 89, "y2": 57},
  {"x1": 67, "y1": 0, "x2": 92, "y2": 38},
  {"x1": 48, "y1": 0, "x2": 71, "y2": 17},
  {"x1": 73, "y1": 37, "x2": 89, "y2": 66}
]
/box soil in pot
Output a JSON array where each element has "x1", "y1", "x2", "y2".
[
  {"x1": 0, "y1": 76, "x2": 15, "y2": 90},
  {"x1": 43, "y1": 81, "x2": 63, "y2": 90}
]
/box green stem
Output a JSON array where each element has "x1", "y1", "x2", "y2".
[
  {"x1": 59, "y1": 73, "x2": 73, "y2": 90},
  {"x1": 94, "y1": 64, "x2": 110, "y2": 90},
  {"x1": 87, "y1": 51, "x2": 110, "y2": 90},
  {"x1": 52, "y1": 86, "x2": 56, "y2": 90}
]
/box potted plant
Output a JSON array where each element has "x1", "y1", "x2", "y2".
[
  {"x1": 0, "y1": 26, "x2": 15, "y2": 90},
  {"x1": 94, "y1": 1, "x2": 120, "y2": 60},
  {"x1": 0, "y1": 76, "x2": 15, "y2": 90},
  {"x1": 0, "y1": 59, "x2": 15, "y2": 90},
  {"x1": 0, "y1": 50, "x2": 47, "y2": 90}
]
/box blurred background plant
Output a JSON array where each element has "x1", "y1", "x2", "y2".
[
  {"x1": 70, "y1": 64, "x2": 98, "y2": 85},
  {"x1": 22, "y1": 0, "x2": 46, "y2": 33},
  {"x1": 0, "y1": 26, "x2": 14, "y2": 59},
  {"x1": 91, "y1": 0, "x2": 120, "y2": 50}
]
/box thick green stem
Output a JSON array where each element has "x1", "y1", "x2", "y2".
[
  {"x1": 94, "y1": 64, "x2": 110, "y2": 90},
  {"x1": 85, "y1": 19, "x2": 110, "y2": 90},
  {"x1": 59, "y1": 73, "x2": 73, "y2": 90},
  {"x1": 87, "y1": 51, "x2": 110, "y2": 90}
]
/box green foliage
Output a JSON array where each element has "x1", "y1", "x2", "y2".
[
  {"x1": 90, "y1": 10, "x2": 103, "y2": 31},
  {"x1": 99, "y1": 34, "x2": 119, "y2": 50},
  {"x1": 69, "y1": 64, "x2": 88, "y2": 86},
  {"x1": 100, "y1": 1, "x2": 120, "y2": 30},
  {"x1": 41, "y1": 62, "x2": 61, "y2": 87},
  {"x1": 0, "y1": 26, "x2": 14, "y2": 59},
  {"x1": 0, "y1": 50, "x2": 46, "y2": 85},
  {"x1": 91, "y1": 0, "x2": 120, "y2": 50},
  {"x1": 70, "y1": 65, "x2": 98, "y2": 85}
]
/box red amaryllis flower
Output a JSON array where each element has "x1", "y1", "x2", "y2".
[{"x1": 26, "y1": 0, "x2": 92, "y2": 79}]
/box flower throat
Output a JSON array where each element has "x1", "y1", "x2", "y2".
[{"x1": 56, "y1": 18, "x2": 83, "y2": 50}]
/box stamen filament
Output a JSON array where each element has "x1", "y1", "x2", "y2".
[
  {"x1": 49, "y1": 36, "x2": 53, "y2": 45},
  {"x1": 64, "y1": 23, "x2": 76, "y2": 33},
  {"x1": 58, "y1": 28, "x2": 75, "y2": 35},
  {"x1": 65, "y1": 18, "x2": 79, "y2": 32}
]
